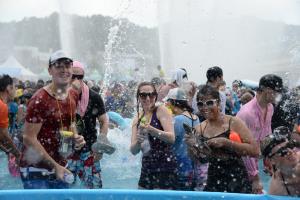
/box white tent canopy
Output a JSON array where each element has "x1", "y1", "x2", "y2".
[{"x1": 0, "y1": 56, "x2": 38, "y2": 81}]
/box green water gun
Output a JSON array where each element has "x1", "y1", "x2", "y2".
[{"x1": 140, "y1": 116, "x2": 147, "y2": 126}]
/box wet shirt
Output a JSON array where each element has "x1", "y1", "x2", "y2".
[
  {"x1": 236, "y1": 96, "x2": 273, "y2": 177},
  {"x1": 20, "y1": 88, "x2": 78, "y2": 170},
  {"x1": 172, "y1": 114, "x2": 199, "y2": 175},
  {"x1": 0, "y1": 99, "x2": 8, "y2": 128},
  {"x1": 76, "y1": 89, "x2": 106, "y2": 153}
]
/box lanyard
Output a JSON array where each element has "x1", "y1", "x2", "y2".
[{"x1": 55, "y1": 92, "x2": 73, "y2": 131}]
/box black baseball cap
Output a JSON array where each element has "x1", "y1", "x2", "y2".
[{"x1": 258, "y1": 74, "x2": 283, "y2": 93}]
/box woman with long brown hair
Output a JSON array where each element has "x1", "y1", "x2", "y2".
[{"x1": 130, "y1": 81, "x2": 177, "y2": 189}]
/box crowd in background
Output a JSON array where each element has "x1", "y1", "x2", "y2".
[{"x1": 0, "y1": 50, "x2": 299, "y2": 197}]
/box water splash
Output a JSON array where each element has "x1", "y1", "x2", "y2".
[
  {"x1": 101, "y1": 127, "x2": 141, "y2": 188},
  {"x1": 102, "y1": 0, "x2": 133, "y2": 94},
  {"x1": 102, "y1": 24, "x2": 120, "y2": 94}
]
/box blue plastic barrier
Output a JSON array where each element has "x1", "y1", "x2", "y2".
[{"x1": 0, "y1": 189, "x2": 298, "y2": 200}]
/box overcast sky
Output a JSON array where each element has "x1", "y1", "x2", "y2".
[
  {"x1": 1, "y1": 0, "x2": 300, "y2": 27},
  {"x1": 0, "y1": 0, "x2": 158, "y2": 27}
]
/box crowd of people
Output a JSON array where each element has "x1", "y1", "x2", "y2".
[{"x1": 0, "y1": 50, "x2": 299, "y2": 197}]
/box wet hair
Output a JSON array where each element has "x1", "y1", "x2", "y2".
[
  {"x1": 206, "y1": 66, "x2": 223, "y2": 82},
  {"x1": 0, "y1": 74, "x2": 13, "y2": 92},
  {"x1": 168, "y1": 99, "x2": 193, "y2": 113},
  {"x1": 196, "y1": 84, "x2": 220, "y2": 102},
  {"x1": 136, "y1": 81, "x2": 158, "y2": 125}
]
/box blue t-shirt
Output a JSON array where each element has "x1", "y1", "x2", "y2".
[
  {"x1": 8, "y1": 102, "x2": 18, "y2": 114},
  {"x1": 172, "y1": 114, "x2": 200, "y2": 176}
]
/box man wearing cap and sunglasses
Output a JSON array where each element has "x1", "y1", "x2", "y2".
[
  {"x1": 261, "y1": 126, "x2": 300, "y2": 196},
  {"x1": 19, "y1": 50, "x2": 86, "y2": 189},
  {"x1": 236, "y1": 74, "x2": 283, "y2": 194}
]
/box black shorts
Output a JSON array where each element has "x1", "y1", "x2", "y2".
[{"x1": 138, "y1": 170, "x2": 178, "y2": 189}]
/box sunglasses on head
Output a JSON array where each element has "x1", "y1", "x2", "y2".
[
  {"x1": 268, "y1": 140, "x2": 299, "y2": 158},
  {"x1": 52, "y1": 59, "x2": 73, "y2": 69},
  {"x1": 197, "y1": 99, "x2": 218, "y2": 107},
  {"x1": 139, "y1": 92, "x2": 157, "y2": 99},
  {"x1": 72, "y1": 74, "x2": 84, "y2": 80}
]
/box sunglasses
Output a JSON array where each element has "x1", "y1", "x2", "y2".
[
  {"x1": 72, "y1": 74, "x2": 84, "y2": 80},
  {"x1": 139, "y1": 92, "x2": 157, "y2": 99},
  {"x1": 52, "y1": 60, "x2": 73, "y2": 69},
  {"x1": 197, "y1": 99, "x2": 218, "y2": 107},
  {"x1": 268, "y1": 140, "x2": 298, "y2": 158}
]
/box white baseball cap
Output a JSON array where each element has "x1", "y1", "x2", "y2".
[{"x1": 49, "y1": 50, "x2": 73, "y2": 66}]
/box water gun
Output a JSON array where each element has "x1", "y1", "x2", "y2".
[
  {"x1": 60, "y1": 130, "x2": 74, "y2": 138},
  {"x1": 229, "y1": 131, "x2": 242, "y2": 143},
  {"x1": 164, "y1": 104, "x2": 173, "y2": 115},
  {"x1": 166, "y1": 106, "x2": 173, "y2": 115},
  {"x1": 140, "y1": 116, "x2": 147, "y2": 126}
]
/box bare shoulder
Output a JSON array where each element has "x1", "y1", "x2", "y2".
[{"x1": 156, "y1": 105, "x2": 169, "y2": 115}]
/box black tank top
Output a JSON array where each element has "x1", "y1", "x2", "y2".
[{"x1": 201, "y1": 117, "x2": 252, "y2": 193}]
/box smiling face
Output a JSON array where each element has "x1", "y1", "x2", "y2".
[
  {"x1": 48, "y1": 58, "x2": 73, "y2": 87},
  {"x1": 197, "y1": 94, "x2": 220, "y2": 120},
  {"x1": 138, "y1": 85, "x2": 157, "y2": 111}
]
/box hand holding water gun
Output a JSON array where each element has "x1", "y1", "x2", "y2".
[
  {"x1": 183, "y1": 123, "x2": 211, "y2": 160},
  {"x1": 138, "y1": 116, "x2": 157, "y2": 137},
  {"x1": 140, "y1": 116, "x2": 147, "y2": 126}
]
